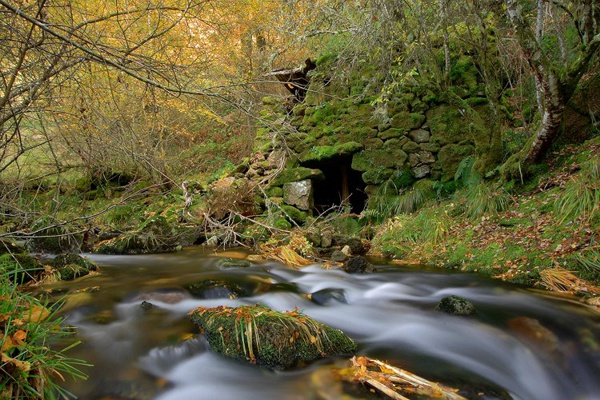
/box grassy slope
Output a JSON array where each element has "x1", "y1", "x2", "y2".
[{"x1": 370, "y1": 136, "x2": 600, "y2": 300}]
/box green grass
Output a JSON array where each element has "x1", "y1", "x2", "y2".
[
  {"x1": 554, "y1": 158, "x2": 600, "y2": 224},
  {"x1": 0, "y1": 274, "x2": 89, "y2": 399},
  {"x1": 453, "y1": 183, "x2": 513, "y2": 219}
]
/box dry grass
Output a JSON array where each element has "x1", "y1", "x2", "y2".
[{"x1": 539, "y1": 267, "x2": 600, "y2": 295}]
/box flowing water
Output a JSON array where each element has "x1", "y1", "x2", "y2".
[{"x1": 43, "y1": 247, "x2": 600, "y2": 400}]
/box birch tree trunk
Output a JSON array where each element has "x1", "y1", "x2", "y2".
[{"x1": 504, "y1": 0, "x2": 600, "y2": 165}]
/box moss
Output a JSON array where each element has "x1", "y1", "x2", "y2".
[
  {"x1": 271, "y1": 167, "x2": 325, "y2": 186},
  {"x1": 378, "y1": 128, "x2": 405, "y2": 140},
  {"x1": 189, "y1": 304, "x2": 356, "y2": 369},
  {"x1": 52, "y1": 253, "x2": 98, "y2": 281},
  {"x1": 351, "y1": 149, "x2": 408, "y2": 171},
  {"x1": 450, "y1": 55, "x2": 481, "y2": 96},
  {"x1": 390, "y1": 112, "x2": 425, "y2": 132},
  {"x1": 300, "y1": 142, "x2": 363, "y2": 164},
  {"x1": 26, "y1": 219, "x2": 82, "y2": 254},
  {"x1": 362, "y1": 167, "x2": 394, "y2": 185},
  {"x1": 0, "y1": 253, "x2": 44, "y2": 284},
  {"x1": 280, "y1": 205, "x2": 308, "y2": 224},
  {"x1": 266, "y1": 186, "x2": 284, "y2": 197},
  {"x1": 427, "y1": 105, "x2": 473, "y2": 147},
  {"x1": 390, "y1": 166, "x2": 416, "y2": 188},
  {"x1": 438, "y1": 144, "x2": 475, "y2": 182},
  {"x1": 274, "y1": 218, "x2": 292, "y2": 230}
]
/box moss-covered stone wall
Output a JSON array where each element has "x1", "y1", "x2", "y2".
[{"x1": 246, "y1": 54, "x2": 498, "y2": 217}]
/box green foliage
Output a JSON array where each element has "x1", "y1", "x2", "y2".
[
  {"x1": 454, "y1": 156, "x2": 480, "y2": 187},
  {"x1": 0, "y1": 275, "x2": 89, "y2": 399},
  {"x1": 372, "y1": 207, "x2": 452, "y2": 259},
  {"x1": 366, "y1": 180, "x2": 437, "y2": 220},
  {"x1": 0, "y1": 253, "x2": 44, "y2": 284},
  {"x1": 572, "y1": 250, "x2": 600, "y2": 280},
  {"x1": 453, "y1": 184, "x2": 513, "y2": 219},
  {"x1": 554, "y1": 158, "x2": 600, "y2": 224}
]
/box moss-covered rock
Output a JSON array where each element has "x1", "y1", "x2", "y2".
[
  {"x1": 362, "y1": 167, "x2": 394, "y2": 185},
  {"x1": 280, "y1": 205, "x2": 308, "y2": 224},
  {"x1": 0, "y1": 253, "x2": 44, "y2": 284},
  {"x1": 427, "y1": 105, "x2": 473, "y2": 147},
  {"x1": 186, "y1": 279, "x2": 252, "y2": 299},
  {"x1": 188, "y1": 304, "x2": 357, "y2": 369},
  {"x1": 351, "y1": 149, "x2": 408, "y2": 171},
  {"x1": 215, "y1": 258, "x2": 253, "y2": 269},
  {"x1": 300, "y1": 142, "x2": 363, "y2": 164},
  {"x1": 435, "y1": 295, "x2": 476, "y2": 315},
  {"x1": 390, "y1": 112, "x2": 425, "y2": 132},
  {"x1": 26, "y1": 220, "x2": 82, "y2": 254},
  {"x1": 52, "y1": 253, "x2": 98, "y2": 281},
  {"x1": 271, "y1": 167, "x2": 325, "y2": 186},
  {"x1": 94, "y1": 215, "x2": 183, "y2": 254},
  {"x1": 438, "y1": 144, "x2": 475, "y2": 182}
]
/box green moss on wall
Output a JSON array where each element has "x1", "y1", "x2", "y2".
[
  {"x1": 300, "y1": 142, "x2": 363, "y2": 164},
  {"x1": 271, "y1": 168, "x2": 325, "y2": 186}
]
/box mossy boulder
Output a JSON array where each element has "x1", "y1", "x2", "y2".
[
  {"x1": 0, "y1": 253, "x2": 44, "y2": 284},
  {"x1": 300, "y1": 142, "x2": 363, "y2": 164},
  {"x1": 186, "y1": 279, "x2": 252, "y2": 299},
  {"x1": 435, "y1": 295, "x2": 476, "y2": 315},
  {"x1": 52, "y1": 253, "x2": 98, "y2": 281},
  {"x1": 188, "y1": 304, "x2": 357, "y2": 369},
  {"x1": 362, "y1": 167, "x2": 394, "y2": 185},
  {"x1": 215, "y1": 258, "x2": 253, "y2": 269}
]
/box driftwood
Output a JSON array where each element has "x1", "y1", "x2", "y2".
[{"x1": 338, "y1": 356, "x2": 467, "y2": 400}]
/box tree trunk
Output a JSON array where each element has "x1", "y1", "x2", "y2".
[{"x1": 526, "y1": 72, "x2": 565, "y2": 164}]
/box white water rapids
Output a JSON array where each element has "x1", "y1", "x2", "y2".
[{"x1": 45, "y1": 248, "x2": 600, "y2": 400}]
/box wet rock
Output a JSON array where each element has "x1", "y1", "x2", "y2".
[
  {"x1": 332, "y1": 236, "x2": 366, "y2": 255},
  {"x1": 435, "y1": 295, "x2": 476, "y2": 315},
  {"x1": 140, "y1": 301, "x2": 158, "y2": 311},
  {"x1": 189, "y1": 304, "x2": 356, "y2": 369},
  {"x1": 215, "y1": 257, "x2": 252, "y2": 269},
  {"x1": 343, "y1": 256, "x2": 376, "y2": 274},
  {"x1": 309, "y1": 288, "x2": 347, "y2": 305},
  {"x1": 52, "y1": 253, "x2": 98, "y2": 281},
  {"x1": 331, "y1": 250, "x2": 346, "y2": 262},
  {"x1": 186, "y1": 279, "x2": 252, "y2": 299}
]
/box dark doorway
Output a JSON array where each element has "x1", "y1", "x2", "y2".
[{"x1": 309, "y1": 156, "x2": 367, "y2": 214}]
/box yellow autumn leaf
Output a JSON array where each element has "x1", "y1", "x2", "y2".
[
  {"x1": 1, "y1": 352, "x2": 31, "y2": 372},
  {"x1": 21, "y1": 305, "x2": 50, "y2": 323}
]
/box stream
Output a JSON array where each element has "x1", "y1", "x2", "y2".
[{"x1": 42, "y1": 247, "x2": 600, "y2": 400}]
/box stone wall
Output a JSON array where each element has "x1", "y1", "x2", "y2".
[{"x1": 245, "y1": 57, "x2": 495, "y2": 217}]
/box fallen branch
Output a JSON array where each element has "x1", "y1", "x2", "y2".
[{"x1": 339, "y1": 356, "x2": 467, "y2": 400}]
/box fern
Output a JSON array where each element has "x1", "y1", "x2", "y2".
[{"x1": 454, "y1": 156, "x2": 480, "y2": 187}]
